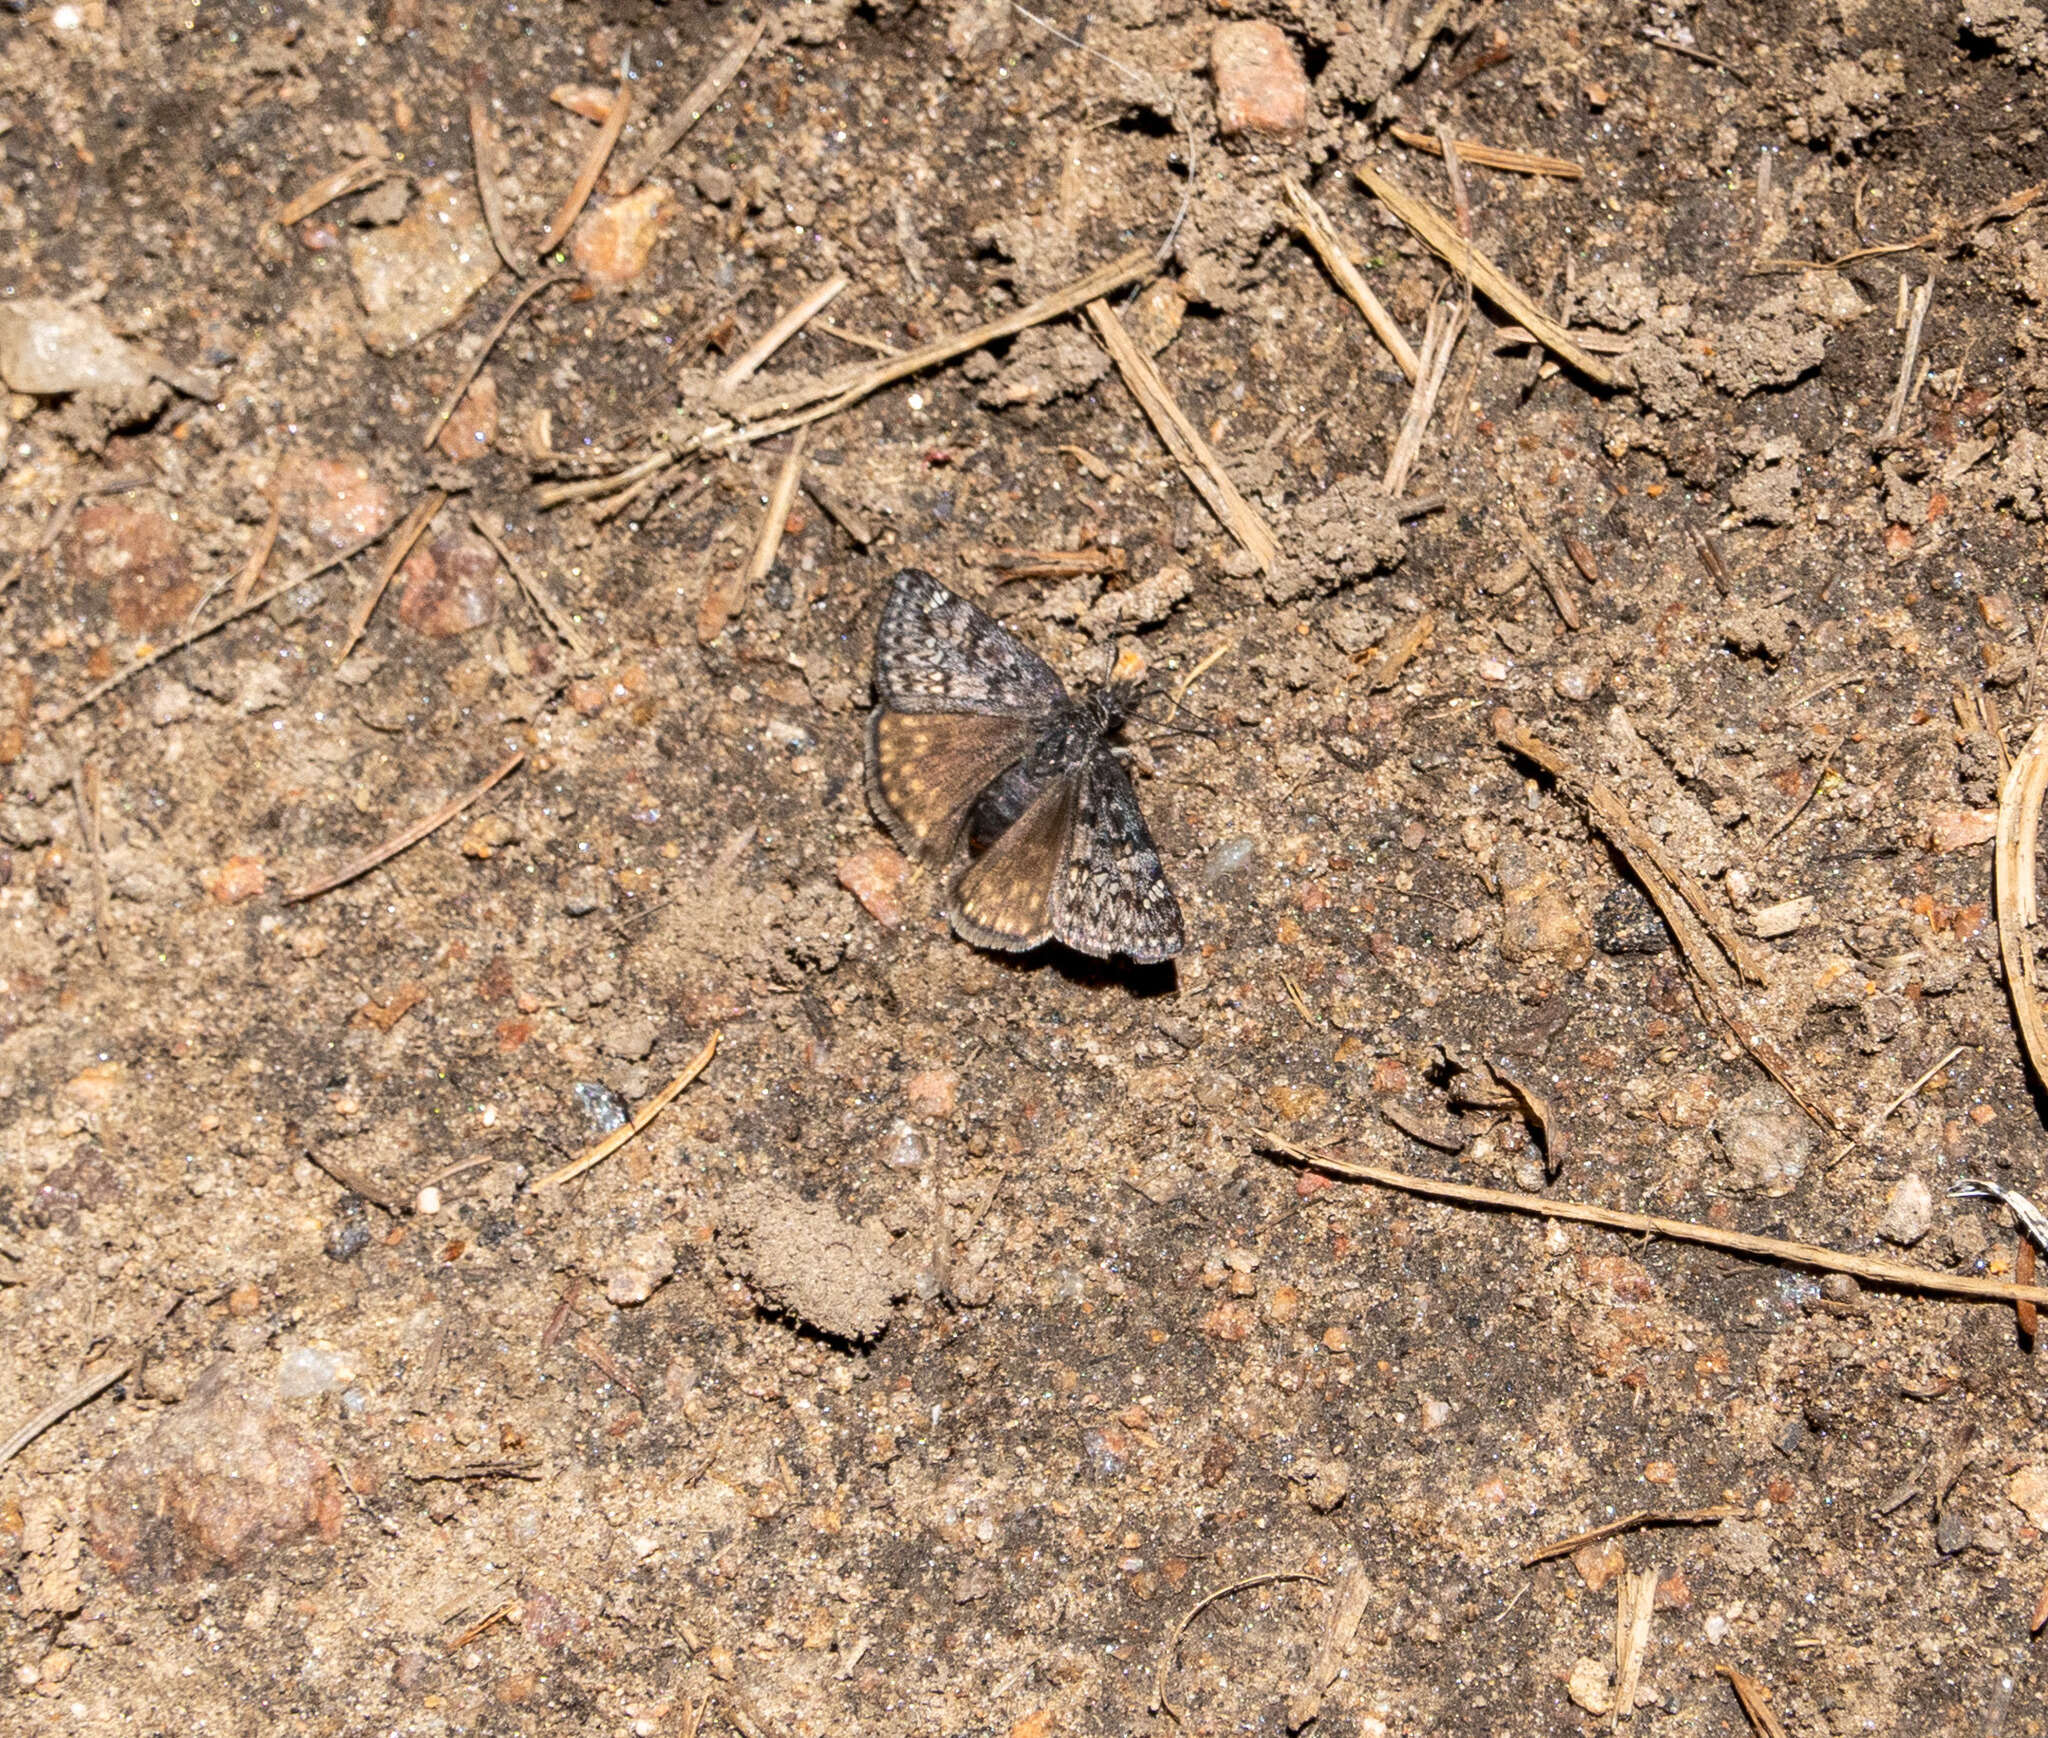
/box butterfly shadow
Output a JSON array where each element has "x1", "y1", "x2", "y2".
[{"x1": 978, "y1": 943, "x2": 1181, "y2": 999}]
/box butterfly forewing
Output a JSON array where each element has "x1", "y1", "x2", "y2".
[
  {"x1": 1048, "y1": 746, "x2": 1185, "y2": 962},
  {"x1": 873, "y1": 569, "x2": 1070, "y2": 717},
  {"x1": 950, "y1": 775, "x2": 1077, "y2": 952},
  {"x1": 866, "y1": 709, "x2": 1043, "y2": 861}
]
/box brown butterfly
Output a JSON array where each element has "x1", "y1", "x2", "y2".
[{"x1": 864, "y1": 569, "x2": 1183, "y2": 962}]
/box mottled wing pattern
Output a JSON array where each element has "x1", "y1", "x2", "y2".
[
  {"x1": 948, "y1": 775, "x2": 1077, "y2": 953},
  {"x1": 865, "y1": 709, "x2": 1042, "y2": 862},
  {"x1": 872, "y1": 569, "x2": 1069, "y2": 717},
  {"x1": 1047, "y1": 747, "x2": 1184, "y2": 962}
]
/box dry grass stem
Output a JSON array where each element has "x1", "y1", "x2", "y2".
[
  {"x1": 1279, "y1": 178, "x2": 1418, "y2": 381},
  {"x1": 231, "y1": 497, "x2": 282, "y2": 608},
  {"x1": 532, "y1": 1032, "x2": 720, "y2": 1189},
  {"x1": 1994, "y1": 717, "x2": 2048, "y2": 1097},
  {"x1": 1863, "y1": 1043, "x2": 1964, "y2": 1142},
  {"x1": 571, "y1": 1330, "x2": 643, "y2": 1397},
  {"x1": 286, "y1": 750, "x2": 524, "y2": 902},
  {"x1": 468, "y1": 64, "x2": 524, "y2": 278},
  {"x1": 0, "y1": 1354, "x2": 137, "y2": 1471},
  {"x1": 443, "y1": 1600, "x2": 515, "y2": 1654},
  {"x1": 71, "y1": 761, "x2": 110, "y2": 960},
  {"x1": 1613, "y1": 1567, "x2": 1658, "y2": 1722},
  {"x1": 1493, "y1": 712, "x2": 1757, "y2": 982},
  {"x1": 1638, "y1": 28, "x2": 1747, "y2": 78},
  {"x1": 1252, "y1": 1126, "x2": 2048, "y2": 1308},
  {"x1": 1381, "y1": 298, "x2": 1468, "y2": 498},
  {"x1": 536, "y1": 450, "x2": 675, "y2": 510},
  {"x1": 1388, "y1": 124, "x2": 1584, "y2": 178},
  {"x1": 728, "y1": 247, "x2": 1154, "y2": 427},
  {"x1": 1087, "y1": 297, "x2": 1280, "y2": 572},
  {"x1": 1878, "y1": 277, "x2": 1932, "y2": 443},
  {"x1": 337, "y1": 489, "x2": 446, "y2": 661},
  {"x1": 1152, "y1": 1570, "x2": 1328, "y2": 1721},
  {"x1": 275, "y1": 159, "x2": 386, "y2": 227},
  {"x1": 1522, "y1": 1506, "x2": 1737, "y2": 1568},
  {"x1": 1719, "y1": 1667, "x2": 1791, "y2": 1738},
  {"x1": 716, "y1": 275, "x2": 850, "y2": 400},
  {"x1": 984, "y1": 547, "x2": 1126, "y2": 580},
  {"x1": 1755, "y1": 182, "x2": 2041, "y2": 272},
  {"x1": 1287, "y1": 1559, "x2": 1371, "y2": 1730},
  {"x1": 1355, "y1": 611, "x2": 1433, "y2": 690},
  {"x1": 50, "y1": 519, "x2": 400, "y2": 724},
  {"x1": 802, "y1": 474, "x2": 875, "y2": 546},
  {"x1": 420, "y1": 274, "x2": 575, "y2": 451},
  {"x1": 743, "y1": 428, "x2": 811, "y2": 592},
  {"x1": 537, "y1": 72, "x2": 630, "y2": 259},
  {"x1": 469, "y1": 511, "x2": 593, "y2": 658},
  {"x1": 814, "y1": 319, "x2": 900, "y2": 356},
  {"x1": 1356, "y1": 164, "x2": 1618, "y2": 386},
  {"x1": 1436, "y1": 126, "x2": 1473, "y2": 235},
  {"x1": 610, "y1": 18, "x2": 768, "y2": 197}
]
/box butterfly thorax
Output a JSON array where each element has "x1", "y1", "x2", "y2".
[{"x1": 962, "y1": 690, "x2": 1129, "y2": 857}]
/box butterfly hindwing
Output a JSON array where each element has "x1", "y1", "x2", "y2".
[
  {"x1": 873, "y1": 569, "x2": 1070, "y2": 717},
  {"x1": 949, "y1": 774, "x2": 1077, "y2": 952},
  {"x1": 866, "y1": 709, "x2": 1043, "y2": 861},
  {"x1": 1048, "y1": 745, "x2": 1184, "y2": 963}
]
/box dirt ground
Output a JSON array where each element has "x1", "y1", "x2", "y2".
[{"x1": 7, "y1": 0, "x2": 2048, "y2": 1731}]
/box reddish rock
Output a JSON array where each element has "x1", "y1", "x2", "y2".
[
  {"x1": 65, "y1": 502, "x2": 201, "y2": 635},
  {"x1": 275, "y1": 455, "x2": 395, "y2": 550},
  {"x1": 1212, "y1": 23, "x2": 1310, "y2": 139},
  {"x1": 572, "y1": 185, "x2": 667, "y2": 289},
  {"x1": 433, "y1": 369, "x2": 498, "y2": 462},
  {"x1": 87, "y1": 1362, "x2": 344, "y2": 1582},
  {"x1": 905, "y1": 1068, "x2": 958, "y2": 1118},
  {"x1": 203, "y1": 855, "x2": 267, "y2": 904},
  {"x1": 347, "y1": 181, "x2": 497, "y2": 355},
  {"x1": 838, "y1": 845, "x2": 909, "y2": 930},
  {"x1": 397, "y1": 532, "x2": 500, "y2": 638}
]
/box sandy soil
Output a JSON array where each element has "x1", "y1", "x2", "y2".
[{"x1": 5, "y1": 0, "x2": 2048, "y2": 1732}]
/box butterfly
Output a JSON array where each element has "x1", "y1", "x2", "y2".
[{"x1": 865, "y1": 569, "x2": 1184, "y2": 963}]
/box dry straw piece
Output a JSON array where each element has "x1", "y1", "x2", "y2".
[
  {"x1": 1995, "y1": 718, "x2": 2048, "y2": 1097},
  {"x1": 1355, "y1": 164, "x2": 1618, "y2": 387}
]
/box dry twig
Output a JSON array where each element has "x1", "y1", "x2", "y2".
[
  {"x1": 1280, "y1": 177, "x2": 1420, "y2": 382},
  {"x1": 1389, "y1": 124, "x2": 1583, "y2": 178},
  {"x1": 50, "y1": 520, "x2": 399, "y2": 724},
  {"x1": 1087, "y1": 297, "x2": 1279, "y2": 573},
  {"x1": 1754, "y1": 182, "x2": 2041, "y2": 272},
  {"x1": 1877, "y1": 276, "x2": 1932, "y2": 444},
  {"x1": 610, "y1": 18, "x2": 768, "y2": 197},
  {"x1": 1153, "y1": 1570, "x2": 1328, "y2": 1721},
  {"x1": 420, "y1": 275, "x2": 574, "y2": 452},
  {"x1": 744, "y1": 429, "x2": 810, "y2": 592},
  {"x1": 1522, "y1": 1505, "x2": 1736, "y2": 1568},
  {"x1": 1355, "y1": 165, "x2": 1617, "y2": 386},
  {"x1": 1994, "y1": 718, "x2": 2048, "y2": 1100},
  {"x1": 1719, "y1": 1667, "x2": 1791, "y2": 1738},
  {"x1": 71, "y1": 762, "x2": 110, "y2": 960},
  {"x1": 728, "y1": 247, "x2": 1155, "y2": 428},
  {"x1": 0, "y1": 1354, "x2": 134, "y2": 1471},
  {"x1": 716, "y1": 275, "x2": 849, "y2": 401},
  {"x1": 231, "y1": 497, "x2": 283, "y2": 608},
  {"x1": 1287, "y1": 1559, "x2": 1370, "y2": 1731},
  {"x1": 1381, "y1": 298, "x2": 1468, "y2": 498},
  {"x1": 276, "y1": 158, "x2": 386, "y2": 227},
  {"x1": 469, "y1": 511, "x2": 593, "y2": 658},
  {"x1": 337, "y1": 489, "x2": 446, "y2": 662},
  {"x1": 468, "y1": 64, "x2": 524, "y2": 278},
  {"x1": 532, "y1": 1032, "x2": 720, "y2": 1189},
  {"x1": 1252, "y1": 1127, "x2": 2048, "y2": 1308},
  {"x1": 1614, "y1": 1568, "x2": 1658, "y2": 1723},
  {"x1": 286, "y1": 751, "x2": 524, "y2": 902},
  {"x1": 537, "y1": 68, "x2": 630, "y2": 258}
]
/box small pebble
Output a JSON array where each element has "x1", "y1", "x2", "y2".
[
  {"x1": 1879, "y1": 1172, "x2": 1933, "y2": 1246},
  {"x1": 1205, "y1": 836, "x2": 1257, "y2": 885},
  {"x1": 1210, "y1": 21, "x2": 1310, "y2": 139},
  {"x1": 433, "y1": 370, "x2": 498, "y2": 462},
  {"x1": 573, "y1": 1080, "x2": 629, "y2": 1133},
  {"x1": 600, "y1": 1017, "x2": 659, "y2": 1062},
  {"x1": 880, "y1": 1119, "x2": 927, "y2": 1169},
  {"x1": 838, "y1": 845, "x2": 909, "y2": 929},
  {"x1": 397, "y1": 532, "x2": 500, "y2": 639},
  {"x1": 572, "y1": 186, "x2": 667, "y2": 289},
  {"x1": 1594, "y1": 882, "x2": 1671, "y2": 955},
  {"x1": 415, "y1": 1185, "x2": 441, "y2": 1216}
]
